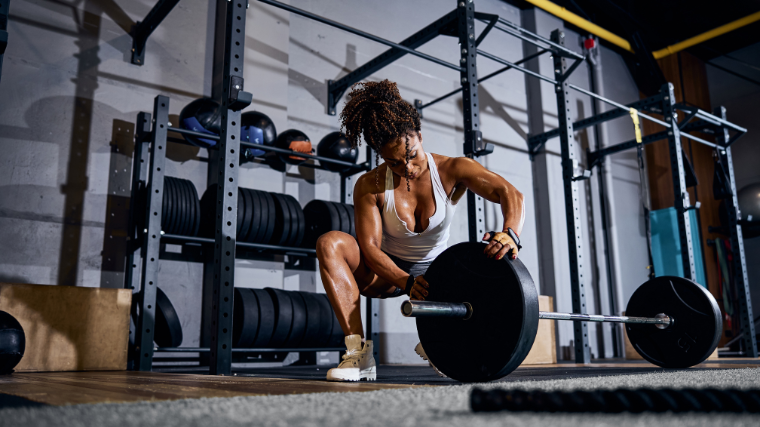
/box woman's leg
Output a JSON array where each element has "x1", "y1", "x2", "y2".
[{"x1": 316, "y1": 231, "x2": 397, "y2": 338}]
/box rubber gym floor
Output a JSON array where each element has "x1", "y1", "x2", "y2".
[{"x1": 1, "y1": 359, "x2": 760, "y2": 427}]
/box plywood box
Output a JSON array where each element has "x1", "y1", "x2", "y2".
[
  {"x1": 522, "y1": 295, "x2": 556, "y2": 365},
  {"x1": 0, "y1": 283, "x2": 132, "y2": 372}
]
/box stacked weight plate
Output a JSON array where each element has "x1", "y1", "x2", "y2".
[
  {"x1": 303, "y1": 200, "x2": 356, "y2": 248},
  {"x1": 233, "y1": 288, "x2": 343, "y2": 348},
  {"x1": 135, "y1": 177, "x2": 201, "y2": 236},
  {"x1": 200, "y1": 187, "x2": 305, "y2": 247}
]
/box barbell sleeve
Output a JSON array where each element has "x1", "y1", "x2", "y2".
[{"x1": 400, "y1": 300, "x2": 671, "y2": 328}]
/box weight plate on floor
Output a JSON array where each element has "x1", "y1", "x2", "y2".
[
  {"x1": 238, "y1": 188, "x2": 251, "y2": 243},
  {"x1": 417, "y1": 242, "x2": 539, "y2": 383},
  {"x1": 285, "y1": 291, "x2": 307, "y2": 348},
  {"x1": 266, "y1": 288, "x2": 293, "y2": 347},
  {"x1": 188, "y1": 180, "x2": 201, "y2": 237},
  {"x1": 333, "y1": 202, "x2": 350, "y2": 235},
  {"x1": 283, "y1": 194, "x2": 304, "y2": 247},
  {"x1": 626, "y1": 276, "x2": 721, "y2": 368},
  {"x1": 258, "y1": 191, "x2": 276, "y2": 244},
  {"x1": 248, "y1": 189, "x2": 264, "y2": 243},
  {"x1": 345, "y1": 204, "x2": 356, "y2": 238},
  {"x1": 299, "y1": 292, "x2": 323, "y2": 348},
  {"x1": 303, "y1": 200, "x2": 341, "y2": 248},
  {"x1": 154, "y1": 287, "x2": 183, "y2": 348},
  {"x1": 251, "y1": 288, "x2": 275, "y2": 348},
  {"x1": 313, "y1": 292, "x2": 333, "y2": 347},
  {"x1": 233, "y1": 288, "x2": 259, "y2": 347},
  {"x1": 270, "y1": 193, "x2": 292, "y2": 246}
]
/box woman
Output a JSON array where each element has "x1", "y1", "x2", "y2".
[{"x1": 318, "y1": 80, "x2": 525, "y2": 381}]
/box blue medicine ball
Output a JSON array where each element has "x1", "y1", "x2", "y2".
[
  {"x1": 179, "y1": 98, "x2": 222, "y2": 148},
  {"x1": 241, "y1": 111, "x2": 277, "y2": 158}
]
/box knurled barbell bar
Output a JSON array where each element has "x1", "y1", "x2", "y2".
[
  {"x1": 403, "y1": 242, "x2": 722, "y2": 383},
  {"x1": 402, "y1": 300, "x2": 673, "y2": 329}
]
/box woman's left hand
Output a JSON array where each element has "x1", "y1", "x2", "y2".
[{"x1": 482, "y1": 231, "x2": 519, "y2": 260}]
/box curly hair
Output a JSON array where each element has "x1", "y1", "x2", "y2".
[{"x1": 340, "y1": 80, "x2": 421, "y2": 190}]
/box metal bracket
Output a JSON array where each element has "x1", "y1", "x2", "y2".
[
  {"x1": 228, "y1": 76, "x2": 253, "y2": 111},
  {"x1": 130, "y1": 0, "x2": 181, "y2": 66}
]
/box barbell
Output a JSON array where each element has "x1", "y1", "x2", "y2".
[{"x1": 400, "y1": 242, "x2": 722, "y2": 383}]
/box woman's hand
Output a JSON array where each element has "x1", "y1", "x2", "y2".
[
  {"x1": 409, "y1": 275, "x2": 430, "y2": 301},
  {"x1": 482, "y1": 231, "x2": 519, "y2": 260}
]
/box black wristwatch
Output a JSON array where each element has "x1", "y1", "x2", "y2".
[{"x1": 405, "y1": 275, "x2": 415, "y2": 296}]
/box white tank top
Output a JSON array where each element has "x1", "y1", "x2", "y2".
[{"x1": 381, "y1": 153, "x2": 457, "y2": 262}]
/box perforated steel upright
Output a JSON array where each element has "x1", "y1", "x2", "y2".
[
  {"x1": 715, "y1": 106, "x2": 758, "y2": 358},
  {"x1": 662, "y1": 83, "x2": 697, "y2": 281},
  {"x1": 135, "y1": 96, "x2": 170, "y2": 371},
  {"x1": 208, "y1": 0, "x2": 246, "y2": 376},
  {"x1": 552, "y1": 30, "x2": 590, "y2": 364},
  {"x1": 458, "y1": 1, "x2": 486, "y2": 242}
]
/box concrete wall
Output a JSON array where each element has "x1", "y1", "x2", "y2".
[
  {"x1": 0, "y1": 0, "x2": 648, "y2": 364},
  {"x1": 706, "y1": 41, "x2": 760, "y2": 320}
]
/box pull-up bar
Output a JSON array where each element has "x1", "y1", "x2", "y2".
[{"x1": 257, "y1": 0, "x2": 464, "y2": 73}]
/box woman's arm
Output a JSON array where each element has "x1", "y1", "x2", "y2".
[{"x1": 449, "y1": 157, "x2": 525, "y2": 259}]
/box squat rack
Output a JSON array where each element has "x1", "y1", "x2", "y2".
[{"x1": 414, "y1": 16, "x2": 756, "y2": 361}]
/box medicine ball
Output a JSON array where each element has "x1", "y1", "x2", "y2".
[
  {"x1": 267, "y1": 129, "x2": 312, "y2": 171},
  {"x1": 0, "y1": 311, "x2": 25, "y2": 374},
  {"x1": 316, "y1": 132, "x2": 358, "y2": 172},
  {"x1": 179, "y1": 98, "x2": 222, "y2": 148},
  {"x1": 241, "y1": 111, "x2": 277, "y2": 158}
]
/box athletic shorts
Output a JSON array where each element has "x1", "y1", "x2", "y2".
[{"x1": 384, "y1": 252, "x2": 432, "y2": 298}]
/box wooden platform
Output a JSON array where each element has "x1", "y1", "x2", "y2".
[{"x1": 1, "y1": 359, "x2": 759, "y2": 407}]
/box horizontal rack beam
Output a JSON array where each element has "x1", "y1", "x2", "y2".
[
  {"x1": 257, "y1": 0, "x2": 462, "y2": 72},
  {"x1": 161, "y1": 234, "x2": 316, "y2": 257},
  {"x1": 496, "y1": 17, "x2": 584, "y2": 60},
  {"x1": 155, "y1": 347, "x2": 345, "y2": 353}
]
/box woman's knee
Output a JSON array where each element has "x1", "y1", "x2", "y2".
[{"x1": 316, "y1": 231, "x2": 356, "y2": 260}]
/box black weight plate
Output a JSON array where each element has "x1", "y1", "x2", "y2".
[
  {"x1": 266, "y1": 288, "x2": 293, "y2": 347},
  {"x1": 181, "y1": 179, "x2": 192, "y2": 236},
  {"x1": 626, "y1": 276, "x2": 721, "y2": 368},
  {"x1": 247, "y1": 189, "x2": 263, "y2": 243},
  {"x1": 283, "y1": 194, "x2": 305, "y2": 247},
  {"x1": 177, "y1": 178, "x2": 190, "y2": 236},
  {"x1": 199, "y1": 185, "x2": 216, "y2": 238},
  {"x1": 281, "y1": 194, "x2": 298, "y2": 247},
  {"x1": 270, "y1": 193, "x2": 292, "y2": 246},
  {"x1": 300, "y1": 292, "x2": 324, "y2": 347},
  {"x1": 302, "y1": 200, "x2": 341, "y2": 248},
  {"x1": 313, "y1": 292, "x2": 333, "y2": 347},
  {"x1": 285, "y1": 291, "x2": 307, "y2": 348},
  {"x1": 251, "y1": 288, "x2": 275, "y2": 348},
  {"x1": 418, "y1": 242, "x2": 538, "y2": 383},
  {"x1": 258, "y1": 191, "x2": 276, "y2": 244},
  {"x1": 164, "y1": 177, "x2": 176, "y2": 234},
  {"x1": 345, "y1": 204, "x2": 356, "y2": 238},
  {"x1": 154, "y1": 287, "x2": 183, "y2": 348},
  {"x1": 238, "y1": 188, "x2": 251, "y2": 243},
  {"x1": 173, "y1": 178, "x2": 185, "y2": 235},
  {"x1": 331, "y1": 201, "x2": 350, "y2": 235},
  {"x1": 160, "y1": 179, "x2": 169, "y2": 232},
  {"x1": 233, "y1": 288, "x2": 259, "y2": 347},
  {"x1": 188, "y1": 180, "x2": 201, "y2": 237}
]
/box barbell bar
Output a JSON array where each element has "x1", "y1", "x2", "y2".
[{"x1": 401, "y1": 300, "x2": 672, "y2": 329}]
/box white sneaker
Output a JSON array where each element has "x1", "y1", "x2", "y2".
[
  {"x1": 414, "y1": 342, "x2": 447, "y2": 378},
  {"x1": 326, "y1": 334, "x2": 377, "y2": 382}
]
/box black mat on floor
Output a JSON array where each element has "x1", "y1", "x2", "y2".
[
  {"x1": 230, "y1": 364, "x2": 684, "y2": 385},
  {"x1": 0, "y1": 392, "x2": 47, "y2": 409}
]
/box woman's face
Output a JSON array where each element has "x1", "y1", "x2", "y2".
[{"x1": 379, "y1": 132, "x2": 426, "y2": 180}]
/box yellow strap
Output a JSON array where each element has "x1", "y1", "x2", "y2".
[{"x1": 629, "y1": 108, "x2": 642, "y2": 144}]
